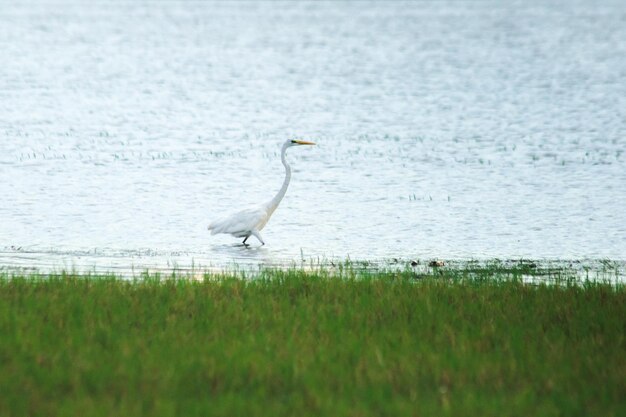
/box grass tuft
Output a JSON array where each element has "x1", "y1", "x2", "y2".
[{"x1": 0, "y1": 266, "x2": 624, "y2": 416}]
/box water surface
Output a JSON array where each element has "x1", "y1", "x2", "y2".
[{"x1": 1, "y1": 1, "x2": 625, "y2": 272}]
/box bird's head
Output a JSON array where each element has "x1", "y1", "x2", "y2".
[{"x1": 287, "y1": 139, "x2": 316, "y2": 147}]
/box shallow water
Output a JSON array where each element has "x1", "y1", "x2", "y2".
[{"x1": 1, "y1": 1, "x2": 625, "y2": 272}]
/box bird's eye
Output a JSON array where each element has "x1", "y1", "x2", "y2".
[{"x1": 291, "y1": 140, "x2": 297, "y2": 143}]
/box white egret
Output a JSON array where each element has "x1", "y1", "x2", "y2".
[{"x1": 207, "y1": 139, "x2": 316, "y2": 245}]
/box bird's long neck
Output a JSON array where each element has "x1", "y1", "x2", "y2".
[{"x1": 266, "y1": 143, "x2": 291, "y2": 215}]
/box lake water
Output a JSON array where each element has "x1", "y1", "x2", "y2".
[{"x1": 1, "y1": 1, "x2": 625, "y2": 273}]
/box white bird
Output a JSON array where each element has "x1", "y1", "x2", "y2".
[{"x1": 208, "y1": 139, "x2": 316, "y2": 245}]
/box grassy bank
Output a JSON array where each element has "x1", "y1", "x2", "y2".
[{"x1": 0, "y1": 268, "x2": 624, "y2": 416}]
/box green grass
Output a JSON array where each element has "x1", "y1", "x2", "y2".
[{"x1": 0, "y1": 266, "x2": 624, "y2": 417}]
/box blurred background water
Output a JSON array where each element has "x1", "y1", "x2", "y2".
[{"x1": 1, "y1": 1, "x2": 625, "y2": 272}]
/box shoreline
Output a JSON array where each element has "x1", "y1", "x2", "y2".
[{"x1": 1, "y1": 258, "x2": 624, "y2": 284}]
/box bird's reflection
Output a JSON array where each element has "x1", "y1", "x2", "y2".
[{"x1": 210, "y1": 243, "x2": 273, "y2": 262}]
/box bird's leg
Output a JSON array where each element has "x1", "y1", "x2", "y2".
[
  {"x1": 242, "y1": 236, "x2": 249, "y2": 246},
  {"x1": 251, "y1": 230, "x2": 265, "y2": 246}
]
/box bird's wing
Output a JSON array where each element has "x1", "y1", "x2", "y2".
[{"x1": 208, "y1": 207, "x2": 268, "y2": 236}]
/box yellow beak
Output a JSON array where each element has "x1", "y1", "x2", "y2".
[{"x1": 293, "y1": 140, "x2": 316, "y2": 145}]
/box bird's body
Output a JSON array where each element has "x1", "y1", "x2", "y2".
[
  {"x1": 208, "y1": 139, "x2": 315, "y2": 245},
  {"x1": 208, "y1": 206, "x2": 269, "y2": 239}
]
